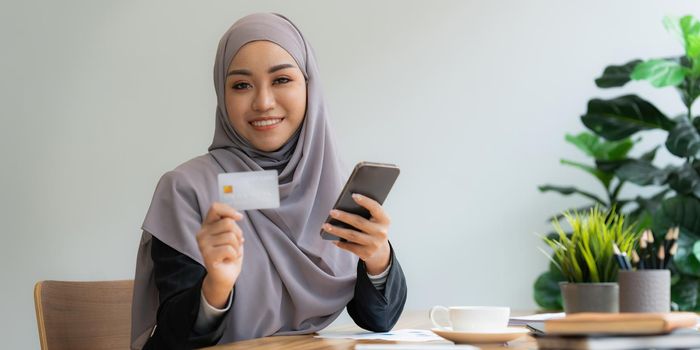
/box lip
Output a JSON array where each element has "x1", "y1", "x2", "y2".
[{"x1": 249, "y1": 116, "x2": 284, "y2": 131}]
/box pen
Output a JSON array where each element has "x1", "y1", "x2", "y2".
[
  {"x1": 665, "y1": 242, "x2": 678, "y2": 269},
  {"x1": 639, "y1": 232, "x2": 649, "y2": 270},
  {"x1": 657, "y1": 245, "x2": 665, "y2": 270},
  {"x1": 632, "y1": 250, "x2": 643, "y2": 270},
  {"x1": 622, "y1": 252, "x2": 632, "y2": 270},
  {"x1": 646, "y1": 230, "x2": 656, "y2": 269},
  {"x1": 612, "y1": 243, "x2": 628, "y2": 270},
  {"x1": 663, "y1": 227, "x2": 674, "y2": 257}
]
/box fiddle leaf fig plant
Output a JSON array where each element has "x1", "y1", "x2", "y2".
[{"x1": 535, "y1": 15, "x2": 700, "y2": 311}]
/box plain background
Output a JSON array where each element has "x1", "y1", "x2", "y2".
[{"x1": 2, "y1": 1, "x2": 699, "y2": 348}]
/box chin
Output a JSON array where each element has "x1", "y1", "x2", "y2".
[{"x1": 254, "y1": 141, "x2": 285, "y2": 152}]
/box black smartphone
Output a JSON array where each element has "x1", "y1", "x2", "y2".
[{"x1": 320, "y1": 161, "x2": 400, "y2": 241}]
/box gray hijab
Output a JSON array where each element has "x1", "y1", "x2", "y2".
[{"x1": 131, "y1": 13, "x2": 357, "y2": 349}]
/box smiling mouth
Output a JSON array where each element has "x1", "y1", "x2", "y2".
[
  {"x1": 250, "y1": 118, "x2": 283, "y2": 127},
  {"x1": 249, "y1": 117, "x2": 285, "y2": 131}
]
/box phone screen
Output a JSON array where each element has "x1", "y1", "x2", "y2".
[{"x1": 320, "y1": 162, "x2": 400, "y2": 241}]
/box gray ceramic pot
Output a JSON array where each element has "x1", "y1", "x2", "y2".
[
  {"x1": 560, "y1": 282, "x2": 619, "y2": 313},
  {"x1": 618, "y1": 270, "x2": 670, "y2": 313}
]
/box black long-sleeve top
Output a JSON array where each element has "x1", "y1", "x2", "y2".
[{"x1": 143, "y1": 237, "x2": 407, "y2": 349}]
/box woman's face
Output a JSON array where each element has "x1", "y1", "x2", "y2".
[{"x1": 225, "y1": 40, "x2": 307, "y2": 152}]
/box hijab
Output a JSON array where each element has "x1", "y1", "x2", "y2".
[{"x1": 131, "y1": 12, "x2": 357, "y2": 349}]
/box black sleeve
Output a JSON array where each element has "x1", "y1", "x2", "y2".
[
  {"x1": 143, "y1": 237, "x2": 230, "y2": 350},
  {"x1": 346, "y1": 243, "x2": 408, "y2": 332}
]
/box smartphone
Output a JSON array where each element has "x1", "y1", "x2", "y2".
[{"x1": 320, "y1": 161, "x2": 400, "y2": 241}]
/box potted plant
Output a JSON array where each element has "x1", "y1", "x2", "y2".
[
  {"x1": 541, "y1": 206, "x2": 639, "y2": 313},
  {"x1": 535, "y1": 14, "x2": 700, "y2": 311}
]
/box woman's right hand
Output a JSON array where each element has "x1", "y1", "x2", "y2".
[{"x1": 197, "y1": 202, "x2": 245, "y2": 309}]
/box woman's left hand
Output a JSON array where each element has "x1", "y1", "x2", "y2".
[{"x1": 323, "y1": 193, "x2": 391, "y2": 275}]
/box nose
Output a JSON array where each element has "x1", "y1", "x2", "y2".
[{"x1": 252, "y1": 85, "x2": 275, "y2": 112}]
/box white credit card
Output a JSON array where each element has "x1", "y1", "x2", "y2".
[{"x1": 217, "y1": 170, "x2": 280, "y2": 211}]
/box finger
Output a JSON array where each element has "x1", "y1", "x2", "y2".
[
  {"x1": 334, "y1": 241, "x2": 369, "y2": 260},
  {"x1": 197, "y1": 219, "x2": 243, "y2": 250},
  {"x1": 205, "y1": 245, "x2": 239, "y2": 264},
  {"x1": 205, "y1": 202, "x2": 243, "y2": 224},
  {"x1": 352, "y1": 194, "x2": 390, "y2": 224},
  {"x1": 206, "y1": 231, "x2": 242, "y2": 249},
  {"x1": 330, "y1": 210, "x2": 387, "y2": 239},
  {"x1": 236, "y1": 244, "x2": 244, "y2": 260},
  {"x1": 322, "y1": 223, "x2": 372, "y2": 246},
  {"x1": 329, "y1": 209, "x2": 373, "y2": 233},
  {"x1": 209, "y1": 218, "x2": 243, "y2": 237}
]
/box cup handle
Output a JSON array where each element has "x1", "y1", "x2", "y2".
[{"x1": 429, "y1": 305, "x2": 451, "y2": 330}]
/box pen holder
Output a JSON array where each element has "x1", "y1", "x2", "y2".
[
  {"x1": 560, "y1": 282, "x2": 619, "y2": 313},
  {"x1": 618, "y1": 270, "x2": 670, "y2": 313}
]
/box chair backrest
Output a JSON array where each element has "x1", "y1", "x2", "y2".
[{"x1": 34, "y1": 280, "x2": 134, "y2": 350}]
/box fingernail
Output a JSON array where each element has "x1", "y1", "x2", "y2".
[
  {"x1": 323, "y1": 223, "x2": 332, "y2": 231},
  {"x1": 352, "y1": 193, "x2": 362, "y2": 200},
  {"x1": 330, "y1": 210, "x2": 339, "y2": 217}
]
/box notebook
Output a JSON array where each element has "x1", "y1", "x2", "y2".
[
  {"x1": 543, "y1": 312, "x2": 698, "y2": 335},
  {"x1": 535, "y1": 328, "x2": 700, "y2": 350}
]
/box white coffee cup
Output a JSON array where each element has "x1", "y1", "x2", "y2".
[{"x1": 429, "y1": 305, "x2": 510, "y2": 332}]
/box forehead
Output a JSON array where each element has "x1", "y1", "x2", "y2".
[{"x1": 228, "y1": 40, "x2": 299, "y2": 70}]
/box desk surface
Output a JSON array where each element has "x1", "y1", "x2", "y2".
[{"x1": 203, "y1": 310, "x2": 538, "y2": 350}]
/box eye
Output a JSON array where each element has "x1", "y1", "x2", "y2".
[
  {"x1": 273, "y1": 77, "x2": 291, "y2": 85},
  {"x1": 232, "y1": 82, "x2": 251, "y2": 90}
]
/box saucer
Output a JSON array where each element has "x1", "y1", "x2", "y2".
[{"x1": 431, "y1": 327, "x2": 530, "y2": 344}]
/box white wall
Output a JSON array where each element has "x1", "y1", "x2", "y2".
[{"x1": 2, "y1": 1, "x2": 698, "y2": 348}]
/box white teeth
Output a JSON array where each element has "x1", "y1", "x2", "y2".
[{"x1": 251, "y1": 119, "x2": 282, "y2": 127}]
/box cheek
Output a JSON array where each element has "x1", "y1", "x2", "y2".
[
  {"x1": 225, "y1": 94, "x2": 249, "y2": 128},
  {"x1": 283, "y1": 86, "x2": 307, "y2": 125}
]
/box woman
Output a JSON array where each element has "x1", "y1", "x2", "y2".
[{"x1": 131, "y1": 13, "x2": 407, "y2": 349}]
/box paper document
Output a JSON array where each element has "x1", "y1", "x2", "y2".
[
  {"x1": 355, "y1": 345, "x2": 479, "y2": 350},
  {"x1": 508, "y1": 312, "x2": 566, "y2": 326},
  {"x1": 315, "y1": 329, "x2": 444, "y2": 342}
]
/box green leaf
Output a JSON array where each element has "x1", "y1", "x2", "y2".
[
  {"x1": 671, "y1": 274, "x2": 699, "y2": 311},
  {"x1": 565, "y1": 132, "x2": 634, "y2": 161},
  {"x1": 594, "y1": 60, "x2": 642, "y2": 88},
  {"x1": 564, "y1": 133, "x2": 598, "y2": 158},
  {"x1": 678, "y1": 76, "x2": 700, "y2": 107},
  {"x1": 627, "y1": 189, "x2": 670, "y2": 228},
  {"x1": 548, "y1": 205, "x2": 597, "y2": 224},
  {"x1": 681, "y1": 15, "x2": 700, "y2": 54},
  {"x1": 693, "y1": 241, "x2": 700, "y2": 263},
  {"x1": 671, "y1": 233, "x2": 700, "y2": 278},
  {"x1": 581, "y1": 95, "x2": 675, "y2": 141},
  {"x1": 666, "y1": 116, "x2": 700, "y2": 158},
  {"x1": 653, "y1": 195, "x2": 700, "y2": 238},
  {"x1": 615, "y1": 160, "x2": 670, "y2": 186},
  {"x1": 688, "y1": 34, "x2": 700, "y2": 61},
  {"x1": 665, "y1": 16, "x2": 700, "y2": 69},
  {"x1": 641, "y1": 146, "x2": 660, "y2": 162},
  {"x1": 595, "y1": 159, "x2": 624, "y2": 173},
  {"x1": 533, "y1": 264, "x2": 564, "y2": 310},
  {"x1": 631, "y1": 59, "x2": 688, "y2": 88},
  {"x1": 664, "y1": 16, "x2": 684, "y2": 45},
  {"x1": 561, "y1": 159, "x2": 614, "y2": 188},
  {"x1": 668, "y1": 164, "x2": 700, "y2": 197},
  {"x1": 538, "y1": 184, "x2": 606, "y2": 205}
]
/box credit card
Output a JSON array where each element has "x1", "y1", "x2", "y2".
[{"x1": 217, "y1": 170, "x2": 280, "y2": 210}]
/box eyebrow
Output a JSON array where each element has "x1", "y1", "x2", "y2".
[{"x1": 227, "y1": 63, "x2": 296, "y2": 77}]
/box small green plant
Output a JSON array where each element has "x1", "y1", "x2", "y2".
[{"x1": 541, "y1": 207, "x2": 639, "y2": 283}]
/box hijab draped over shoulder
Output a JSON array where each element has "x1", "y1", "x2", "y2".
[{"x1": 131, "y1": 13, "x2": 357, "y2": 349}]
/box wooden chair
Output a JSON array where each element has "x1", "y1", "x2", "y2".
[{"x1": 34, "y1": 280, "x2": 133, "y2": 350}]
